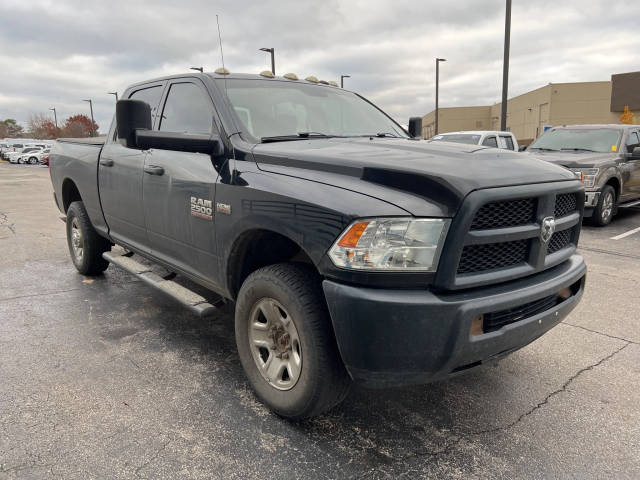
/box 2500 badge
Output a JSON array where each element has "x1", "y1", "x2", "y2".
[{"x1": 190, "y1": 197, "x2": 213, "y2": 220}]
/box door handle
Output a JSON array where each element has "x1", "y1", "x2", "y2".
[
  {"x1": 144, "y1": 165, "x2": 165, "y2": 176},
  {"x1": 99, "y1": 159, "x2": 114, "y2": 167}
]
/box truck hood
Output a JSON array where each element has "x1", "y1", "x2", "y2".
[
  {"x1": 252, "y1": 138, "x2": 576, "y2": 217},
  {"x1": 525, "y1": 150, "x2": 618, "y2": 168}
]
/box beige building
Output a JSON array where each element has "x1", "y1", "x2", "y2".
[{"x1": 422, "y1": 72, "x2": 640, "y2": 145}]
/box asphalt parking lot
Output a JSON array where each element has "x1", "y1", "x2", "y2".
[{"x1": 1, "y1": 161, "x2": 639, "y2": 479}]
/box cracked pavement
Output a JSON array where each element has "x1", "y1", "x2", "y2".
[{"x1": 1, "y1": 162, "x2": 639, "y2": 479}]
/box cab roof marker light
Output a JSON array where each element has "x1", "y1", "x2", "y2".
[
  {"x1": 259, "y1": 70, "x2": 275, "y2": 78},
  {"x1": 305, "y1": 76, "x2": 319, "y2": 83},
  {"x1": 283, "y1": 73, "x2": 299, "y2": 80},
  {"x1": 214, "y1": 67, "x2": 230, "y2": 75},
  {"x1": 328, "y1": 81, "x2": 338, "y2": 87}
]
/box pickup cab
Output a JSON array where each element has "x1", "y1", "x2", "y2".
[
  {"x1": 50, "y1": 71, "x2": 587, "y2": 419},
  {"x1": 527, "y1": 124, "x2": 640, "y2": 226}
]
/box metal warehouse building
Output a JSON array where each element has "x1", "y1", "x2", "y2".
[{"x1": 421, "y1": 71, "x2": 640, "y2": 145}]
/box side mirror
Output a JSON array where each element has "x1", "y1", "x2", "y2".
[
  {"x1": 632, "y1": 146, "x2": 640, "y2": 159},
  {"x1": 135, "y1": 130, "x2": 224, "y2": 156},
  {"x1": 408, "y1": 117, "x2": 422, "y2": 138},
  {"x1": 518, "y1": 145, "x2": 527, "y2": 152},
  {"x1": 116, "y1": 99, "x2": 152, "y2": 149}
]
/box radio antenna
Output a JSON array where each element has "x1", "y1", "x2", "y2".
[{"x1": 216, "y1": 14, "x2": 226, "y2": 74}]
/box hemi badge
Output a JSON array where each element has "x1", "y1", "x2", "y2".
[{"x1": 216, "y1": 202, "x2": 232, "y2": 215}]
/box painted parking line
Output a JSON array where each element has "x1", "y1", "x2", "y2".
[{"x1": 611, "y1": 226, "x2": 640, "y2": 240}]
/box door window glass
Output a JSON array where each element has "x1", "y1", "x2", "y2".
[
  {"x1": 625, "y1": 131, "x2": 640, "y2": 152},
  {"x1": 501, "y1": 135, "x2": 515, "y2": 150},
  {"x1": 482, "y1": 136, "x2": 498, "y2": 148},
  {"x1": 129, "y1": 85, "x2": 163, "y2": 121},
  {"x1": 159, "y1": 82, "x2": 215, "y2": 134}
]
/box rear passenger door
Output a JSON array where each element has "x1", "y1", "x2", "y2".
[
  {"x1": 99, "y1": 82, "x2": 165, "y2": 252},
  {"x1": 142, "y1": 79, "x2": 220, "y2": 285}
]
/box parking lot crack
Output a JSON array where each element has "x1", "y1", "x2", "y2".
[
  {"x1": 387, "y1": 342, "x2": 631, "y2": 470},
  {"x1": 562, "y1": 322, "x2": 639, "y2": 345},
  {"x1": 134, "y1": 438, "x2": 172, "y2": 477}
]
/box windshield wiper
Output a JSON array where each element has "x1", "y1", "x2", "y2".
[
  {"x1": 261, "y1": 132, "x2": 336, "y2": 143},
  {"x1": 358, "y1": 132, "x2": 402, "y2": 138},
  {"x1": 528, "y1": 147, "x2": 559, "y2": 151},
  {"x1": 560, "y1": 148, "x2": 597, "y2": 152}
]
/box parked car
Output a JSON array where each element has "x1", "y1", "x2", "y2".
[
  {"x1": 2, "y1": 142, "x2": 25, "y2": 160},
  {"x1": 527, "y1": 124, "x2": 640, "y2": 226},
  {"x1": 17, "y1": 148, "x2": 50, "y2": 164},
  {"x1": 429, "y1": 131, "x2": 520, "y2": 151},
  {"x1": 41, "y1": 153, "x2": 51, "y2": 166},
  {"x1": 8, "y1": 146, "x2": 43, "y2": 164},
  {"x1": 49, "y1": 71, "x2": 586, "y2": 419}
]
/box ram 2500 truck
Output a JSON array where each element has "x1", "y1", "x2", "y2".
[
  {"x1": 50, "y1": 71, "x2": 586, "y2": 419},
  {"x1": 527, "y1": 124, "x2": 640, "y2": 226}
]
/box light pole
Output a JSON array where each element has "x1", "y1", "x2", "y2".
[
  {"x1": 49, "y1": 107, "x2": 58, "y2": 130},
  {"x1": 435, "y1": 58, "x2": 446, "y2": 135},
  {"x1": 83, "y1": 99, "x2": 95, "y2": 137},
  {"x1": 500, "y1": 0, "x2": 512, "y2": 131},
  {"x1": 340, "y1": 75, "x2": 350, "y2": 88},
  {"x1": 190, "y1": 67, "x2": 204, "y2": 73},
  {"x1": 259, "y1": 47, "x2": 275, "y2": 75},
  {"x1": 108, "y1": 91, "x2": 118, "y2": 101}
]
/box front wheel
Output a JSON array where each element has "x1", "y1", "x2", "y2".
[
  {"x1": 29, "y1": 156, "x2": 38, "y2": 164},
  {"x1": 591, "y1": 185, "x2": 615, "y2": 227},
  {"x1": 235, "y1": 263, "x2": 351, "y2": 419},
  {"x1": 66, "y1": 201, "x2": 111, "y2": 275}
]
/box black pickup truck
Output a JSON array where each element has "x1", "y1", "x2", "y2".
[{"x1": 50, "y1": 71, "x2": 586, "y2": 419}]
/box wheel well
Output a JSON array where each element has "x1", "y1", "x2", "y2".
[
  {"x1": 62, "y1": 179, "x2": 82, "y2": 213},
  {"x1": 227, "y1": 229, "x2": 315, "y2": 299},
  {"x1": 605, "y1": 177, "x2": 620, "y2": 201}
]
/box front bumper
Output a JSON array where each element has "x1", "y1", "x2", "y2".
[
  {"x1": 323, "y1": 254, "x2": 586, "y2": 388},
  {"x1": 582, "y1": 191, "x2": 600, "y2": 217}
]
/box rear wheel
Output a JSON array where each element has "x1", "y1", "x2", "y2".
[
  {"x1": 235, "y1": 263, "x2": 351, "y2": 419},
  {"x1": 29, "y1": 156, "x2": 38, "y2": 164},
  {"x1": 66, "y1": 201, "x2": 111, "y2": 275},
  {"x1": 591, "y1": 185, "x2": 615, "y2": 227}
]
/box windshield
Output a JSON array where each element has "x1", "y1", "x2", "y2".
[
  {"x1": 431, "y1": 133, "x2": 481, "y2": 145},
  {"x1": 219, "y1": 79, "x2": 407, "y2": 141},
  {"x1": 529, "y1": 128, "x2": 622, "y2": 153}
]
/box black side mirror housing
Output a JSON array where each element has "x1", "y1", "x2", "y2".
[
  {"x1": 116, "y1": 99, "x2": 152, "y2": 149},
  {"x1": 518, "y1": 145, "x2": 527, "y2": 152},
  {"x1": 632, "y1": 146, "x2": 640, "y2": 159},
  {"x1": 408, "y1": 117, "x2": 422, "y2": 138},
  {"x1": 135, "y1": 130, "x2": 224, "y2": 156}
]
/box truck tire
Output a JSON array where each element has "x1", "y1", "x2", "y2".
[
  {"x1": 66, "y1": 201, "x2": 111, "y2": 275},
  {"x1": 235, "y1": 263, "x2": 351, "y2": 419},
  {"x1": 591, "y1": 185, "x2": 615, "y2": 227}
]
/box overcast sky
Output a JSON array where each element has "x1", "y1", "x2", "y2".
[{"x1": 1, "y1": 0, "x2": 639, "y2": 133}]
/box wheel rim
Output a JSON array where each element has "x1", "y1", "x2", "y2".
[
  {"x1": 248, "y1": 298, "x2": 302, "y2": 391},
  {"x1": 70, "y1": 217, "x2": 84, "y2": 261},
  {"x1": 602, "y1": 192, "x2": 614, "y2": 222}
]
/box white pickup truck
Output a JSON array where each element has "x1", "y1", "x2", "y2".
[{"x1": 430, "y1": 131, "x2": 520, "y2": 151}]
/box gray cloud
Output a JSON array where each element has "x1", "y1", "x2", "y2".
[{"x1": 1, "y1": 0, "x2": 638, "y2": 132}]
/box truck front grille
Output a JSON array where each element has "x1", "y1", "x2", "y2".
[
  {"x1": 457, "y1": 240, "x2": 528, "y2": 274},
  {"x1": 554, "y1": 193, "x2": 578, "y2": 218},
  {"x1": 470, "y1": 198, "x2": 536, "y2": 230},
  {"x1": 434, "y1": 183, "x2": 585, "y2": 290},
  {"x1": 547, "y1": 228, "x2": 572, "y2": 254}
]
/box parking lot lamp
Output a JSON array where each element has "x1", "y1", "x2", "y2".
[
  {"x1": 259, "y1": 48, "x2": 275, "y2": 75},
  {"x1": 435, "y1": 58, "x2": 446, "y2": 135},
  {"x1": 190, "y1": 67, "x2": 204, "y2": 73},
  {"x1": 340, "y1": 75, "x2": 350, "y2": 88},
  {"x1": 82, "y1": 99, "x2": 95, "y2": 137},
  {"x1": 49, "y1": 107, "x2": 57, "y2": 129},
  {"x1": 108, "y1": 92, "x2": 118, "y2": 101}
]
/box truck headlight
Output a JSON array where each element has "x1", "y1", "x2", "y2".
[
  {"x1": 570, "y1": 168, "x2": 598, "y2": 188},
  {"x1": 328, "y1": 218, "x2": 450, "y2": 271}
]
